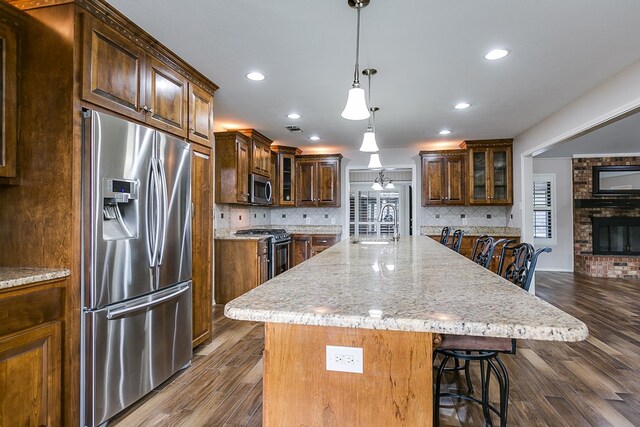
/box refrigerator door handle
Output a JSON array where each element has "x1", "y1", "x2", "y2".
[
  {"x1": 151, "y1": 158, "x2": 162, "y2": 267},
  {"x1": 106, "y1": 284, "x2": 190, "y2": 320},
  {"x1": 146, "y1": 160, "x2": 156, "y2": 267},
  {"x1": 157, "y1": 159, "x2": 169, "y2": 266}
]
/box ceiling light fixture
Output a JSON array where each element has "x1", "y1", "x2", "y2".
[
  {"x1": 454, "y1": 102, "x2": 471, "y2": 109},
  {"x1": 439, "y1": 129, "x2": 452, "y2": 135},
  {"x1": 309, "y1": 135, "x2": 320, "y2": 141},
  {"x1": 368, "y1": 153, "x2": 382, "y2": 169},
  {"x1": 372, "y1": 169, "x2": 394, "y2": 191},
  {"x1": 341, "y1": 0, "x2": 371, "y2": 121},
  {"x1": 359, "y1": 69, "x2": 380, "y2": 152},
  {"x1": 287, "y1": 113, "x2": 301, "y2": 119},
  {"x1": 484, "y1": 49, "x2": 509, "y2": 60},
  {"x1": 246, "y1": 71, "x2": 265, "y2": 81}
]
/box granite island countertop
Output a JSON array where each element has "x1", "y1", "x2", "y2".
[
  {"x1": 225, "y1": 236, "x2": 588, "y2": 342},
  {"x1": 0, "y1": 267, "x2": 70, "y2": 291}
]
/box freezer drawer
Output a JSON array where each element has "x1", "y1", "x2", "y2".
[{"x1": 83, "y1": 282, "x2": 192, "y2": 427}]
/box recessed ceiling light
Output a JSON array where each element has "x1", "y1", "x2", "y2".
[
  {"x1": 246, "y1": 71, "x2": 265, "y2": 81},
  {"x1": 454, "y1": 102, "x2": 471, "y2": 110},
  {"x1": 309, "y1": 136, "x2": 320, "y2": 141},
  {"x1": 439, "y1": 130, "x2": 452, "y2": 135},
  {"x1": 485, "y1": 49, "x2": 509, "y2": 60},
  {"x1": 287, "y1": 113, "x2": 301, "y2": 119}
]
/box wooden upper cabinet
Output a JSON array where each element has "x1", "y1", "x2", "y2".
[
  {"x1": 272, "y1": 146, "x2": 301, "y2": 206},
  {"x1": 145, "y1": 58, "x2": 188, "y2": 137},
  {"x1": 82, "y1": 15, "x2": 146, "y2": 121},
  {"x1": 420, "y1": 151, "x2": 466, "y2": 206},
  {"x1": 191, "y1": 145, "x2": 213, "y2": 348},
  {"x1": 0, "y1": 16, "x2": 18, "y2": 178},
  {"x1": 296, "y1": 154, "x2": 342, "y2": 207},
  {"x1": 214, "y1": 131, "x2": 250, "y2": 204},
  {"x1": 188, "y1": 83, "x2": 214, "y2": 146},
  {"x1": 239, "y1": 129, "x2": 272, "y2": 178},
  {"x1": 462, "y1": 139, "x2": 513, "y2": 205}
]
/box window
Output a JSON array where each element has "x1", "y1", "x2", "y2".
[
  {"x1": 533, "y1": 174, "x2": 556, "y2": 244},
  {"x1": 349, "y1": 186, "x2": 401, "y2": 238}
]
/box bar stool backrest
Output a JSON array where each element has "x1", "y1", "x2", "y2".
[
  {"x1": 449, "y1": 229, "x2": 464, "y2": 253},
  {"x1": 439, "y1": 227, "x2": 451, "y2": 245},
  {"x1": 500, "y1": 243, "x2": 552, "y2": 291},
  {"x1": 470, "y1": 235, "x2": 489, "y2": 260},
  {"x1": 471, "y1": 236, "x2": 495, "y2": 268}
]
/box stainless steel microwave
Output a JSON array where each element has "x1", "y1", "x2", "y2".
[{"x1": 249, "y1": 173, "x2": 272, "y2": 204}]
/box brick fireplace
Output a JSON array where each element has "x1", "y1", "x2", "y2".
[{"x1": 573, "y1": 157, "x2": 640, "y2": 278}]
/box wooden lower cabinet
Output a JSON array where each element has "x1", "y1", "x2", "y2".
[
  {"x1": 429, "y1": 234, "x2": 520, "y2": 273},
  {"x1": 290, "y1": 234, "x2": 341, "y2": 267},
  {"x1": 215, "y1": 238, "x2": 270, "y2": 304},
  {"x1": 0, "y1": 279, "x2": 65, "y2": 426},
  {"x1": 191, "y1": 144, "x2": 213, "y2": 347}
]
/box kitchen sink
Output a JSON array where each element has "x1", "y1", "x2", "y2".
[{"x1": 352, "y1": 239, "x2": 392, "y2": 245}]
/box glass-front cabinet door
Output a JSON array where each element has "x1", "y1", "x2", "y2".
[
  {"x1": 279, "y1": 153, "x2": 295, "y2": 205},
  {"x1": 466, "y1": 140, "x2": 513, "y2": 205}
]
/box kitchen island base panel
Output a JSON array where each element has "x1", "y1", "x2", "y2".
[{"x1": 263, "y1": 323, "x2": 433, "y2": 427}]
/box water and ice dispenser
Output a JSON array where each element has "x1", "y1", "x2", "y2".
[{"x1": 102, "y1": 178, "x2": 139, "y2": 240}]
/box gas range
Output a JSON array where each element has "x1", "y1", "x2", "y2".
[{"x1": 235, "y1": 228, "x2": 291, "y2": 243}]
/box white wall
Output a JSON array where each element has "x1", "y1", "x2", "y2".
[
  {"x1": 532, "y1": 158, "x2": 573, "y2": 271},
  {"x1": 510, "y1": 59, "x2": 640, "y2": 246}
]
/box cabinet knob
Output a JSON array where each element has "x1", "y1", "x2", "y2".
[
  {"x1": 190, "y1": 128, "x2": 196, "y2": 132},
  {"x1": 142, "y1": 105, "x2": 149, "y2": 112},
  {"x1": 149, "y1": 108, "x2": 154, "y2": 114}
]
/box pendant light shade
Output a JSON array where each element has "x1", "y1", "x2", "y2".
[
  {"x1": 342, "y1": 86, "x2": 370, "y2": 120},
  {"x1": 372, "y1": 182, "x2": 383, "y2": 191},
  {"x1": 341, "y1": 1, "x2": 371, "y2": 120},
  {"x1": 359, "y1": 125, "x2": 379, "y2": 152},
  {"x1": 385, "y1": 182, "x2": 395, "y2": 189},
  {"x1": 368, "y1": 153, "x2": 382, "y2": 169}
]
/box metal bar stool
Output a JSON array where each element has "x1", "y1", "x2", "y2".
[
  {"x1": 439, "y1": 226, "x2": 451, "y2": 246},
  {"x1": 449, "y1": 229, "x2": 464, "y2": 253},
  {"x1": 434, "y1": 244, "x2": 552, "y2": 426}
]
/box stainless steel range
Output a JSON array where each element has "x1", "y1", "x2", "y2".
[{"x1": 235, "y1": 229, "x2": 291, "y2": 278}]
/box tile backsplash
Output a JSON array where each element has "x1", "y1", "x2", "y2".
[
  {"x1": 214, "y1": 204, "x2": 342, "y2": 229},
  {"x1": 420, "y1": 206, "x2": 509, "y2": 227}
]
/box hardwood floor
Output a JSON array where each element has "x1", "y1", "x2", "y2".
[{"x1": 111, "y1": 272, "x2": 640, "y2": 426}]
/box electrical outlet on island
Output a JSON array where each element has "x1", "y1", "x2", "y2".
[{"x1": 326, "y1": 345, "x2": 363, "y2": 374}]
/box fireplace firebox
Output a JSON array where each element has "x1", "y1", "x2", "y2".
[{"x1": 592, "y1": 217, "x2": 640, "y2": 256}]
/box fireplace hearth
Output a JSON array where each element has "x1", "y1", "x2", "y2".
[{"x1": 592, "y1": 217, "x2": 640, "y2": 256}]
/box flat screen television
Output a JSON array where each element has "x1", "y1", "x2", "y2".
[{"x1": 592, "y1": 165, "x2": 640, "y2": 195}]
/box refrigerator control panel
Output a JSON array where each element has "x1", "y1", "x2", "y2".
[{"x1": 103, "y1": 178, "x2": 139, "y2": 202}]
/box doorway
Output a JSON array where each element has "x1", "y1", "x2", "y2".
[{"x1": 348, "y1": 168, "x2": 413, "y2": 238}]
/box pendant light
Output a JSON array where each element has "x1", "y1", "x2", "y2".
[
  {"x1": 341, "y1": 1, "x2": 371, "y2": 120},
  {"x1": 359, "y1": 68, "x2": 379, "y2": 152},
  {"x1": 368, "y1": 153, "x2": 382, "y2": 169},
  {"x1": 372, "y1": 170, "x2": 394, "y2": 191}
]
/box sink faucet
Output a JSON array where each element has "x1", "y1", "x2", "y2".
[{"x1": 377, "y1": 203, "x2": 399, "y2": 241}]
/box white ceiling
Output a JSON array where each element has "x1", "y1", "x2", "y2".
[
  {"x1": 536, "y1": 110, "x2": 640, "y2": 158},
  {"x1": 107, "y1": 0, "x2": 640, "y2": 154}
]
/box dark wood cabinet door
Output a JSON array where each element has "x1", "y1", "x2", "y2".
[
  {"x1": 0, "y1": 19, "x2": 17, "y2": 178},
  {"x1": 488, "y1": 146, "x2": 512, "y2": 204},
  {"x1": 421, "y1": 156, "x2": 445, "y2": 206},
  {"x1": 236, "y1": 138, "x2": 249, "y2": 203},
  {"x1": 468, "y1": 147, "x2": 490, "y2": 205},
  {"x1": 258, "y1": 252, "x2": 270, "y2": 285},
  {"x1": 191, "y1": 146, "x2": 212, "y2": 348},
  {"x1": 271, "y1": 151, "x2": 279, "y2": 207},
  {"x1": 317, "y1": 160, "x2": 340, "y2": 206},
  {"x1": 188, "y1": 83, "x2": 214, "y2": 146},
  {"x1": 296, "y1": 161, "x2": 316, "y2": 206},
  {"x1": 445, "y1": 155, "x2": 466, "y2": 205},
  {"x1": 291, "y1": 235, "x2": 312, "y2": 267},
  {"x1": 279, "y1": 153, "x2": 295, "y2": 206},
  {"x1": 146, "y1": 58, "x2": 188, "y2": 137},
  {"x1": 82, "y1": 15, "x2": 146, "y2": 121},
  {"x1": 0, "y1": 321, "x2": 62, "y2": 427}
]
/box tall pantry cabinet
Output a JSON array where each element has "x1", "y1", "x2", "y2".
[{"x1": 0, "y1": 1, "x2": 217, "y2": 424}]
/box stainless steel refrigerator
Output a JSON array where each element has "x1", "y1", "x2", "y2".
[{"x1": 81, "y1": 110, "x2": 192, "y2": 427}]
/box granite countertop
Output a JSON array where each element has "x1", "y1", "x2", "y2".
[
  {"x1": 0, "y1": 267, "x2": 70, "y2": 291},
  {"x1": 225, "y1": 236, "x2": 588, "y2": 342},
  {"x1": 420, "y1": 226, "x2": 521, "y2": 237},
  {"x1": 215, "y1": 225, "x2": 343, "y2": 240}
]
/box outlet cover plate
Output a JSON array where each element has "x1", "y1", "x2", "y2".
[{"x1": 326, "y1": 345, "x2": 363, "y2": 374}]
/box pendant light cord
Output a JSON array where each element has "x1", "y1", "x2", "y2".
[
  {"x1": 367, "y1": 72, "x2": 373, "y2": 128},
  {"x1": 353, "y1": 3, "x2": 362, "y2": 85}
]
